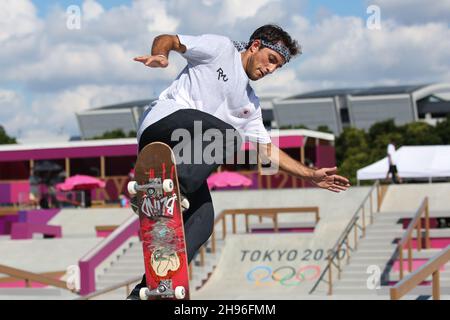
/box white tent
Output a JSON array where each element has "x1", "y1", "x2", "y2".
[{"x1": 357, "y1": 146, "x2": 450, "y2": 182}]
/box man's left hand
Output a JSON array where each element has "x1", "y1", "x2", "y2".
[{"x1": 311, "y1": 167, "x2": 351, "y2": 193}]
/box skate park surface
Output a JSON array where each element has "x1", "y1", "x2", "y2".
[
  {"x1": 192, "y1": 183, "x2": 450, "y2": 300},
  {"x1": 1, "y1": 183, "x2": 449, "y2": 300}
]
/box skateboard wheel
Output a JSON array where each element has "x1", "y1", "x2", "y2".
[
  {"x1": 181, "y1": 198, "x2": 190, "y2": 211},
  {"x1": 139, "y1": 288, "x2": 149, "y2": 300},
  {"x1": 163, "y1": 179, "x2": 174, "y2": 193},
  {"x1": 128, "y1": 181, "x2": 138, "y2": 195},
  {"x1": 174, "y1": 286, "x2": 186, "y2": 300}
]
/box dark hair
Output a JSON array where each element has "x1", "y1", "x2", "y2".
[{"x1": 248, "y1": 24, "x2": 301, "y2": 57}]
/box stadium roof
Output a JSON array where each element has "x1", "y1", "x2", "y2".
[
  {"x1": 93, "y1": 99, "x2": 155, "y2": 111},
  {"x1": 283, "y1": 84, "x2": 430, "y2": 100},
  {"x1": 0, "y1": 129, "x2": 334, "y2": 162}
]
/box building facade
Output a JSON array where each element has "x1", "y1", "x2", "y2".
[{"x1": 272, "y1": 83, "x2": 450, "y2": 135}]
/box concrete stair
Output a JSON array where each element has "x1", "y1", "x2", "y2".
[
  {"x1": 95, "y1": 240, "x2": 144, "y2": 291},
  {"x1": 328, "y1": 209, "x2": 450, "y2": 300},
  {"x1": 190, "y1": 239, "x2": 226, "y2": 290},
  {"x1": 90, "y1": 236, "x2": 226, "y2": 299},
  {"x1": 0, "y1": 288, "x2": 79, "y2": 300}
]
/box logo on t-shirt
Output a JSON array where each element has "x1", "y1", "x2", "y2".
[{"x1": 217, "y1": 68, "x2": 229, "y2": 82}]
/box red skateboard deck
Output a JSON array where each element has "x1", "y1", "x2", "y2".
[{"x1": 128, "y1": 142, "x2": 190, "y2": 300}]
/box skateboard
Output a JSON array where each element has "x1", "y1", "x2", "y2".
[{"x1": 128, "y1": 142, "x2": 190, "y2": 300}]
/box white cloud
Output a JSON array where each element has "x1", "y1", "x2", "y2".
[
  {"x1": 289, "y1": 15, "x2": 450, "y2": 87},
  {"x1": 0, "y1": 90, "x2": 25, "y2": 122},
  {"x1": 253, "y1": 69, "x2": 302, "y2": 97},
  {"x1": 370, "y1": 0, "x2": 450, "y2": 25},
  {"x1": 0, "y1": 0, "x2": 42, "y2": 42},
  {"x1": 220, "y1": 0, "x2": 276, "y2": 25},
  {"x1": 3, "y1": 84, "x2": 152, "y2": 142},
  {"x1": 82, "y1": 0, "x2": 105, "y2": 21},
  {"x1": 1, "y1": 0, "x2": 183, "y2": 91},
  {"x1": 134, "y1": 0, "x2": 179, "y2": 33},
  {"x1": 0, "y1": 0, "x2": 449, "y2": 142}
]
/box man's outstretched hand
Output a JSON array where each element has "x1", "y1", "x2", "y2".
[
  {"x1": 311, "y1": 167, "x2": 351, "y2": 193},
  {"x1": 134, "y1": 55, "x2": 169, "y2": 68}
]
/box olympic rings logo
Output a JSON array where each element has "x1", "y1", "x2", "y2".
[{"x1": 246, "y1": 265, "x2": 321, "y2": 287}]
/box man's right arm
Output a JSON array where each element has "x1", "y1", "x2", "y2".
[
  {"x1": 151, "y1": 35, "x2": 186, "y2": 57},
  {"x1": 134, "y1": 35, "x2": 186, "y2": 68}
]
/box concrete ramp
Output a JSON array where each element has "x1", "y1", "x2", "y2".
[
  {"x1": 381, "y1": 183, "x2": 450, "y2": 212},
  {"x1": 0, "y1": 238, "x2": 101, "y2": 274},
  {"x1": 193, "y1": 187, "x2": 373, "y2": 300},
  {"x1": 192, "y1": 234, "x2": 330, "y2": 300},
  {"x1": 48, "y1": 208, "x2": 134, "y2": 237}
]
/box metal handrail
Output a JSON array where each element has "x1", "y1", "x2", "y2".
[
  {"x1": 396, "y1": 197, "x2": 430, "y2": 280},
  {"x1": 0, "y1": 264, "x2": 72, "y2": 292},
  {"x1": 208, "y1": 206, "x2": 319, "y2": 254},
  {"x1": 391, "y1": 246, "x2": 450, "y2": 300},
  {"x1": 75, "y1": 276, "x2": 142, "y2": 300},
  {"x1": 309, "y1": 180, "x2": 385, "y2": 295},
  {"x1": 190, "y1": 206, "x2": 321, "y2": 280}
]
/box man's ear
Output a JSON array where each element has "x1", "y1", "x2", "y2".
[{"x1": 249, "y1": 39, "x2": 261, "y2": 53}]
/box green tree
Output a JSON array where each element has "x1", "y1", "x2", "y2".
[
  {"x1": 316, "y1": 125, "x2": 333, "y2": 134},
  {"x1": 335, "y1": 116, "x2": 449, "y2": 185},
  {"x1": 0, "y1": 126, "x2": 17, "y2": 145},
  {"x1": 435, "y1": 114, "x2": 450, "y2": 144},
  {"x1": 335, "y1": 127, "x2": 369, "y2": 163},
  {"x1": 399, "y1": 122, "x2": 442, "y2": 145},
  {"x1": 339, "y1": 152, "x2": 372, "y2": 186},
  {"x1": 368, "y1": 119, "x2": 399, "y2": 143},
  {"x1": 279, "y1": 124, "x2": 309, "y2": 130},
  {"x1": 335, "y1": 127, "x2": 371, "y2": 184},
  {"x1": 92, "y1": 129, "x2": 128, "y2": 140}
]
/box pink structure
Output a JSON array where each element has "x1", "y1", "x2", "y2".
[
  {"x1": 393, "y1": 259, "x2": 446, "y2": 272},
  {"x1": 400, "y1": 238, "x2": 450, "y2": 249},
  {"x1": 79, "y1": 216, "x2": 140, "y2": 295},
  {"x1": 0, "y1": 130, "x2": 336, "y2": 205},
  {"x1": 0, "y1": 182, "x2": 29, "y2": 204},
  {"x1": 11, "y1": 223, "x2": 62, "y2": 240},
  {"x1": 18, "y1": 209, "x2": 60, "y2": 225}
]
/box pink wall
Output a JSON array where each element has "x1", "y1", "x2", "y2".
[
  {"x1": 400, "y1": 237, "x2": 450, "y2": 249},
  {"x1": 79, "y1": 217, "x2": 140, "y2": 295},
  {"x1": 316, "y1": 145, "x2": 336, "y2": 168},
  {"x1": 0, "y1": 145, "x2": 137, "y2": 162},
  {"x1": 0, "y1": 181, "x2": 29, "y2": 204},
  {"x1": 393, "y1": 259, "x2": 446, "y2": 272}
]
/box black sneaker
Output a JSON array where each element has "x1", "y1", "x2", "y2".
[
  {"x1": 130, "y1": 196, "x2": 139, "y2": 215},
  {"x1": 126, "y1": 275, "x2": 146, "y2": 300}
]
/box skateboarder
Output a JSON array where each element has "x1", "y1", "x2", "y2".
[{"x1": 127, "y1": 24, "x2": 350, "y2": 299}]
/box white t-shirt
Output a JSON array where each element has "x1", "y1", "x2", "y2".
[
  {"x1": 137, "y1": 34, "x2": 271, "y2": 144},
  {"x1": 387, "y1": 144, "x2": 397, "y2": 165}
]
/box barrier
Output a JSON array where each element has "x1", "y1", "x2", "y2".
[
  {"x1": 391, "y1": 247, "x2": 450, "y2": 300},
  {"x1": 78, "y1": 215, "x2": 139, "y2": 295}
]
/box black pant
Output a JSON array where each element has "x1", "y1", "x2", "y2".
[
  {"x1": 389, "y1": 165, "x2": 399, "y2": 184},
  {"x1": 130, "y1": 109, "x2": 241, "y2": 296}
]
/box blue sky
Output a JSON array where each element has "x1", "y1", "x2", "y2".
[
  {"x1": 33, "y1": 0, "x2": 133, "y2": 16},
  {"x1": 1, "y1": 0, "x2": 449, "y2": 142},
  {"x1": 33, "y1": 0, "x2": 367, "y2": 20}
]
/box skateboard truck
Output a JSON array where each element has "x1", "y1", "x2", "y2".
[
  {"x1": 139, "y1": 280, "x2": 186, "y2": 300},
  {"x1": 128, "y1": 178, "x2": 174, "y2": 196},
  {"x1": 129, "y1": 178, "x2": 190, "y2": 215}
]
